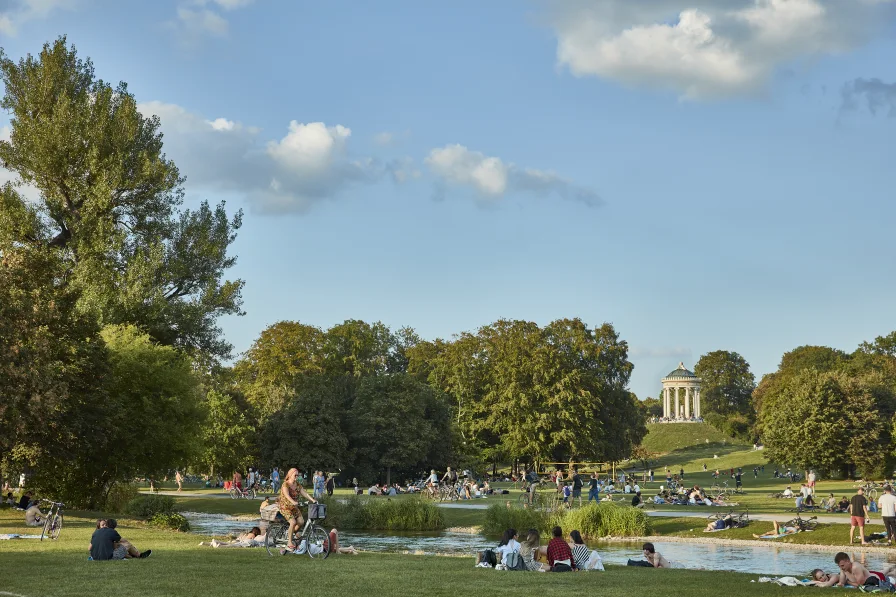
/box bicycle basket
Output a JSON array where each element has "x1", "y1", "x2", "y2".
[
  {"x1": 260, "y1": 504, "x2": 281, "y2": 522},
  {"x1": 308, "y1": 502, "x2": 326, "y2": 520}
]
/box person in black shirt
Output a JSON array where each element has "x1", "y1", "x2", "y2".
[
  {"x1": 631, "y1": 492, "x2": 643, "y2": 508},
  {"x1": 734, "y1": 472, "x2": 742, "y2": 489},
  {"x1": 89, "y1": 519, "x2": 151, "y2": 560},
  {"x1": 849, "y1": 489, "x2": 870, "y2": 545},
  {"x1": 571, "y1": 468, "x2": 583, "y2": 507},
  {"x1": 17, "y1": 491, "x2": 32, "y2": 510},
  {"x1": 588, "y1": 473, "x2": 599, "y2": 503}
]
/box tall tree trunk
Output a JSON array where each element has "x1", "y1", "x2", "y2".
[{"x1": 387, "y1": 466, "x2": 391, "y2": 486}]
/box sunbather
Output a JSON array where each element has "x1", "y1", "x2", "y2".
[
  {"x1": 199, "y1": 527, "x2": 265, "y2": 548},
  {"x1": 807, "y1": 569, "x2": 841, "y2": 587},
  {"x1": 752, "y1": 521, "x2": 798, "y2": 539}
]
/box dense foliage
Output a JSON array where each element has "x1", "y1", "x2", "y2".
[{"x1": 757, "y1": 342, "x2": 896, "y2": 477}]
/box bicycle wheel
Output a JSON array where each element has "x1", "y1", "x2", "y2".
[
  {"x1": 229, "y1": 487, "x2": 238, "y2": 499},
  {"x1": 804, "y1": 519, "x2": 818, "y2": 531},
  {"x1": 246, "y1": 488, "x2": 256, "y2": 500},
  {"x1": 517, "y1": 493, "x2": 532, "y2": 507},
  {"x1": 48, "y1": 513, "x2": 63, "y2": 540},
  {"x1": 868, "y1": 489, "x2": 879, "y2": 500},
  {"x1": 265, "y1": 523, "x2": 288, "y2": 556},
  {"x1": 306, "y1": 525, "x2": 330, "y2": 559},
  {"x1": 40, "y1": 514, "x2": 51, "y2": 541}
]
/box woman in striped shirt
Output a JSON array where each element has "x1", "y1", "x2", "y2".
[{"x1": 569, "y1": 530, "x2": 590, "y2": 570}]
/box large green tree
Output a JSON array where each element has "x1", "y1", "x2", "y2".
[
  {"x1": 197, "y1": 389, "x2": 257, "y2": 477},
  {"x1": 694, "y1": 350, "x2": 755, "y2": 417},
  {"x1": 411, "y1": 318, "x2": 644, "y2": 465},
  {"x1": 0, "y1": 37, "x2": 243, "y2": 359},
  {"x1": 260, "y1": 378, "x2": 350, "y2": 474},
  {"x1": 759, "y1": 369, "x2": 896, "y2": 477},
  {"x1": 348, "y1": 374, "x2": 452, "y2": 484}
]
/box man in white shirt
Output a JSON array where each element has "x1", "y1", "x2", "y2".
[
  {"x1": 877, "y1": 485, "x2": 896, "y2": 544},
  {"x1": 624, "y1": 483, "x2": 632, "y2": 494},
  {"x1": 783, "y1": 486, "x2": 794, "y2": 498}
]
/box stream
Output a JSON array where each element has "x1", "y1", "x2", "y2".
[{"x1": 181, "y1": 511, "x2": 896, "y2": 577}]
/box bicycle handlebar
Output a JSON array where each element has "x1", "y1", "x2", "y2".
[{"x1": 40, "y1": 499, "x2": 65, "y2": 507}]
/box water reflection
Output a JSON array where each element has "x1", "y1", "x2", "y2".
[{"x1": 180, "y1": 512, "x2": 896, "y2": 576}]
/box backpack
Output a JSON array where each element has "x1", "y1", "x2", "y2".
[
  {"x1": 505, "y1": 551, "x2": 527, "y2": 571},
  {"x1": 480, "y1": 549, "x2": 497, "y2": 567}
]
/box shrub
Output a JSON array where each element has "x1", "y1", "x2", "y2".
[
  {"x1": 559, "y1": 503, "x2": 652, "y2": 539},
  {"x1": 482, "y1": 503, "x2": 551, "y2": 537},
  {"x1": 483, "y1": 502, "x2": 651, "y2": 539},
  {"x1": 124, "y1": 494, "x2": 175, "y2": 518},
  {"x1": 148, "y1": 512, "x2": 191, "y2": 532},
  {"x1": 104, "y1": 483, "x2": 140, "y2": 514},
  {"x1": 323, "y1": 496, "x2": 444, "y2": 531}
]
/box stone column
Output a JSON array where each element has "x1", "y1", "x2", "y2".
[
  {"x1": 663, "y1": 387, "x2": 668, "y2": 418},
  {"x1": 674, "y1": 387, "x2": 680, "y2": 420},
  {"x1": 696, "y1": 389, "x2": 701, "y2": 418},
  {"x1": 685, "y1": 386, "x2": 690, "y2": 418}
]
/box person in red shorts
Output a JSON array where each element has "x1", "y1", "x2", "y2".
[{"x1": 848, "y1": 487, "x2": 870, "y2": 545}]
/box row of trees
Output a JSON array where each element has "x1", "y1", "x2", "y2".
[{"x1": 202, "y1": 318, "x2": 647, "y2": 485}]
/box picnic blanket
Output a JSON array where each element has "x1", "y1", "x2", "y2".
[
  {"x1": 0, "y1": 534, "x2": 43, "y2": 540},
  {"x1": 757, "y1": 577, "x2": 811, "y2": 586},
  {"x1": 756, "y1": 529, "x2": 801, "y2": 539}
]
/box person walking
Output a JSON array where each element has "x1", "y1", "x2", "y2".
[
  {"x1": 807, "y1": 470, "x2": 817, "y2": 496},
  {"x1": 571, "y1": 468, "x2": 583, "y2": 508},
  {"x1": 175, "y1": 470, "x2": 183, "y2": 492},
  {"x1": 649, "y1": 469, "x2": 654, "y2": 483},
  {"x1": 878, "y1": 485, "x2": 896, "y2": 545},
  {"x1": 271, "y1": 467, "x2": 280, "y2": 494},
  {"x1": 848, "y1": 487, "x2": 870, "y2": 545}
]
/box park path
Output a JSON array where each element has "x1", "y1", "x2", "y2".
[{"x1": 153, "y1": 491, "x2": 854, "y2": 525}]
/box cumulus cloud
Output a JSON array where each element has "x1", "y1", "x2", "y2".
[
  {"x1": 0, "y1": 0, "x2": 74, "y2": 36},
  {"x1": 547, "y1": 0, "x2": 896, "y2": 99},
  {"x1": 138, "y1": 101, "x2": 379, "y2": 214},
  {"x1": 173, "y1": 0, "x2": 255, "y2": 38},
  {"x1": 841, "y1": 78, "x2": 896, "y2": 117},
  {"x1": 425, "y1": 144, "x2": 599, "y2": 205}
]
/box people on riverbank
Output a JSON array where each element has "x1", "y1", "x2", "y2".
[
  {"x1": 752, "y1": 521, "x2": 798, "y2": 539},
  {"x1": 834, "y1": 552, "x2": 888, "y2": 588},
  {"x1": 89, "y1": 519, "x2": 151, "y2": 560},
  {"x1": 199, "y1": 527, "x2": 264, "y2": 548},
  {"x1": 544, "y1": 526, "x2": 574, "y2": 571},
  {"x1": 627, "y1": 542, "x2": 669, "y2": 568}
]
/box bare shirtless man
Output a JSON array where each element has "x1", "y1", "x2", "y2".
[{"x1": 835, "y1": 552, "x2": 885, "y2": 587}]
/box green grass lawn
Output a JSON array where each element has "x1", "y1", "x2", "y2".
[{"x1": 0, "y1": 509, "x2": 800, "y2": 597}]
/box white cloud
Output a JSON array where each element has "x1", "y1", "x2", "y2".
[
  {"x1": 425, "y1": 144, "x2": 599, "y2": 205},
  {"x1": 177, "y1": 7, "x2": 229, "y2": 37},
  {"x1": 841, "y1": 78, "x2": 896, "y2": 117},
  {"x1": 138, "y1": 101, "x2": 380, "y2": 214},
  {"x1": 266, "y1": 122, "x2": 351, "y2": 172},
  {"x1": 173, "y1": 0, "x2": 255, "y2": 39},
  {"x1": 0, "y1": 0, "x2": 74, "y2": 36},
  {"x1": 548, "y1": 0, "x2": 896, "y2": 99}
]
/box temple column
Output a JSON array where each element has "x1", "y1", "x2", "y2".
[
  {"x1": 674, "y1": 387, "x2": 680, "y2": 420},
  {"x1": 696, "y1": 390, "x2": 701, "y2": 418},
  {"x1": 684, "y1": 386, "x2": 690, "y2": 418},
  {"x1": 663, "y1": 388, "x2": 668, "y2": 418}
]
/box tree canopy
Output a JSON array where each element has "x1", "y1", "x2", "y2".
[{"x1": 0, "y1": 37, "x2": 243, "y2": 359}]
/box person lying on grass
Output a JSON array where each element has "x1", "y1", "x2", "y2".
[
  {"x1": 327, "y1": 529, "x2": 359, "y2": 555},
  {"x1": 807, "y1": 568, "x2": 842, "y2": 587},
  {"x1": 834, "y1": 552, "x2": 888, "y2": 588},
  {"x1": 627, "y1": 542, "x2": 670, "y2": 568},
  {"x1": 752, "y1": 521, "x2": 798, "y2": 539},
  {"x1": 89, "y1": 519, "x2": 151, "y2": 560},
  {"x1": 199, "y1": 527, "x2": 265, "y2": 548},
  {"x1": 704, "y1": 515, "x2": 736, "y2": 532}
]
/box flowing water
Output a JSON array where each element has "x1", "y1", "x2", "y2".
[{"x1": 181, "y1": 511, "x2": 896, "y2": 577}]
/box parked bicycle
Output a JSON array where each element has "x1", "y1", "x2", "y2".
[
  {"x1": 707, "y1": 509, "x2": 750, "y2": 526},
  {"x1": 262, "y1": 502, "x2": 329, "y2": 558},
  {"x1": 229, "y1": 484, "x2": 257, "y2": 500},
  {"x1": 40, "y1": 500, "x2": 64, "y2": 541},
  {"x1": 783, "y1": 514, "x2": 818, "y2": 532}
]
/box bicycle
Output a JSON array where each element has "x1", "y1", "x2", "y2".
[
  {"x1": 229, "y1": 485, "x2": 257, "y2": 500},
  {"x1": 783, "y1": 514, "x2": 818, "y2": 531},
  {"x1": 40, "y1": 500, "x2": 64, "y2": 541},
  {"x1": 263, "y1": 502, "x2": 330, "y2": 558},
  {"x1": 440, "y1": 483, "x2": 460, "y2": 502},
  {"x1": 707, "y1": 509, "x2": 749, "y2": 525}
]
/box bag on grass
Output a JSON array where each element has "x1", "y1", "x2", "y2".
[
  {"x1": 479, "y1": 549, "x2": 497, "y2": 567},
  {"x1": 505, "y1": 551, "x2": 527, "y2": 571},
  {"x1": 627, "y1": 559, "x2": 653, "y2": 567}
]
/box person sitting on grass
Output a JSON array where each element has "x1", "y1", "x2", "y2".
[
  {"x1": 16, "y1": 491, "x2": 32, "y2": 510},
  {"x1": 520, "y1": 529, "x2": 548, "y2": 572},
  {"x1": 4, "y1": 492, "x2": 14, "y2": 507},
  {"x1": 327, "y1": 529, "x2": 359, "y2": 555},
  {"x1": 199, "y1": 526, "x2": 265, "y2": 548},
  {"x1": 837, "y1": 496, "x2": 850, "y2": 513},
  {"x1": 808, "y1": 568, "x2": 842, "y2": 587},
  {"x1": 89, "y1": 519, "x2": 151, "y2": 560},
  {"x1": 544, "y1": 526, "x2": 574, "y2": 572},
  {"x1": 568, "y1": 530, "x2": 591, "y2": 570},
  {"x1": 752, "y1": 521, "x2": 798, "y2": 539},
  {"x1": 631, "y1": 491, "x2": 644, "y2": 508},
  {"x1": 23, "y1": 500, "x2": 44, "y2": 527},
  {"x1": 783, "y1": 486, "x2": 794, "y2": 498},
  {"x1": 368, "y1": 484, "x2": 382, "y2": 496}
]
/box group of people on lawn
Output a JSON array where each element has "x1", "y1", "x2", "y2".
[{"x1": 476, "y1": 526, "x2": 610, "y2": 572}]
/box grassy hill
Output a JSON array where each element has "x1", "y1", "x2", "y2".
[
  {"x1": 639, "y1": 423, "x2": 765, "y2": 472},
  {"x1": 641, "y1": 423, "x2": 744, "y2": 453}
]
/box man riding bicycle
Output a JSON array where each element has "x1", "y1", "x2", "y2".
[{"x1": 441, "y1": 467, "x2": 458, "y2": 486}]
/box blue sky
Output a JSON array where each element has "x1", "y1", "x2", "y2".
[{"x1": 1, "y1": 0, "x2": 895, "y2": 400}]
